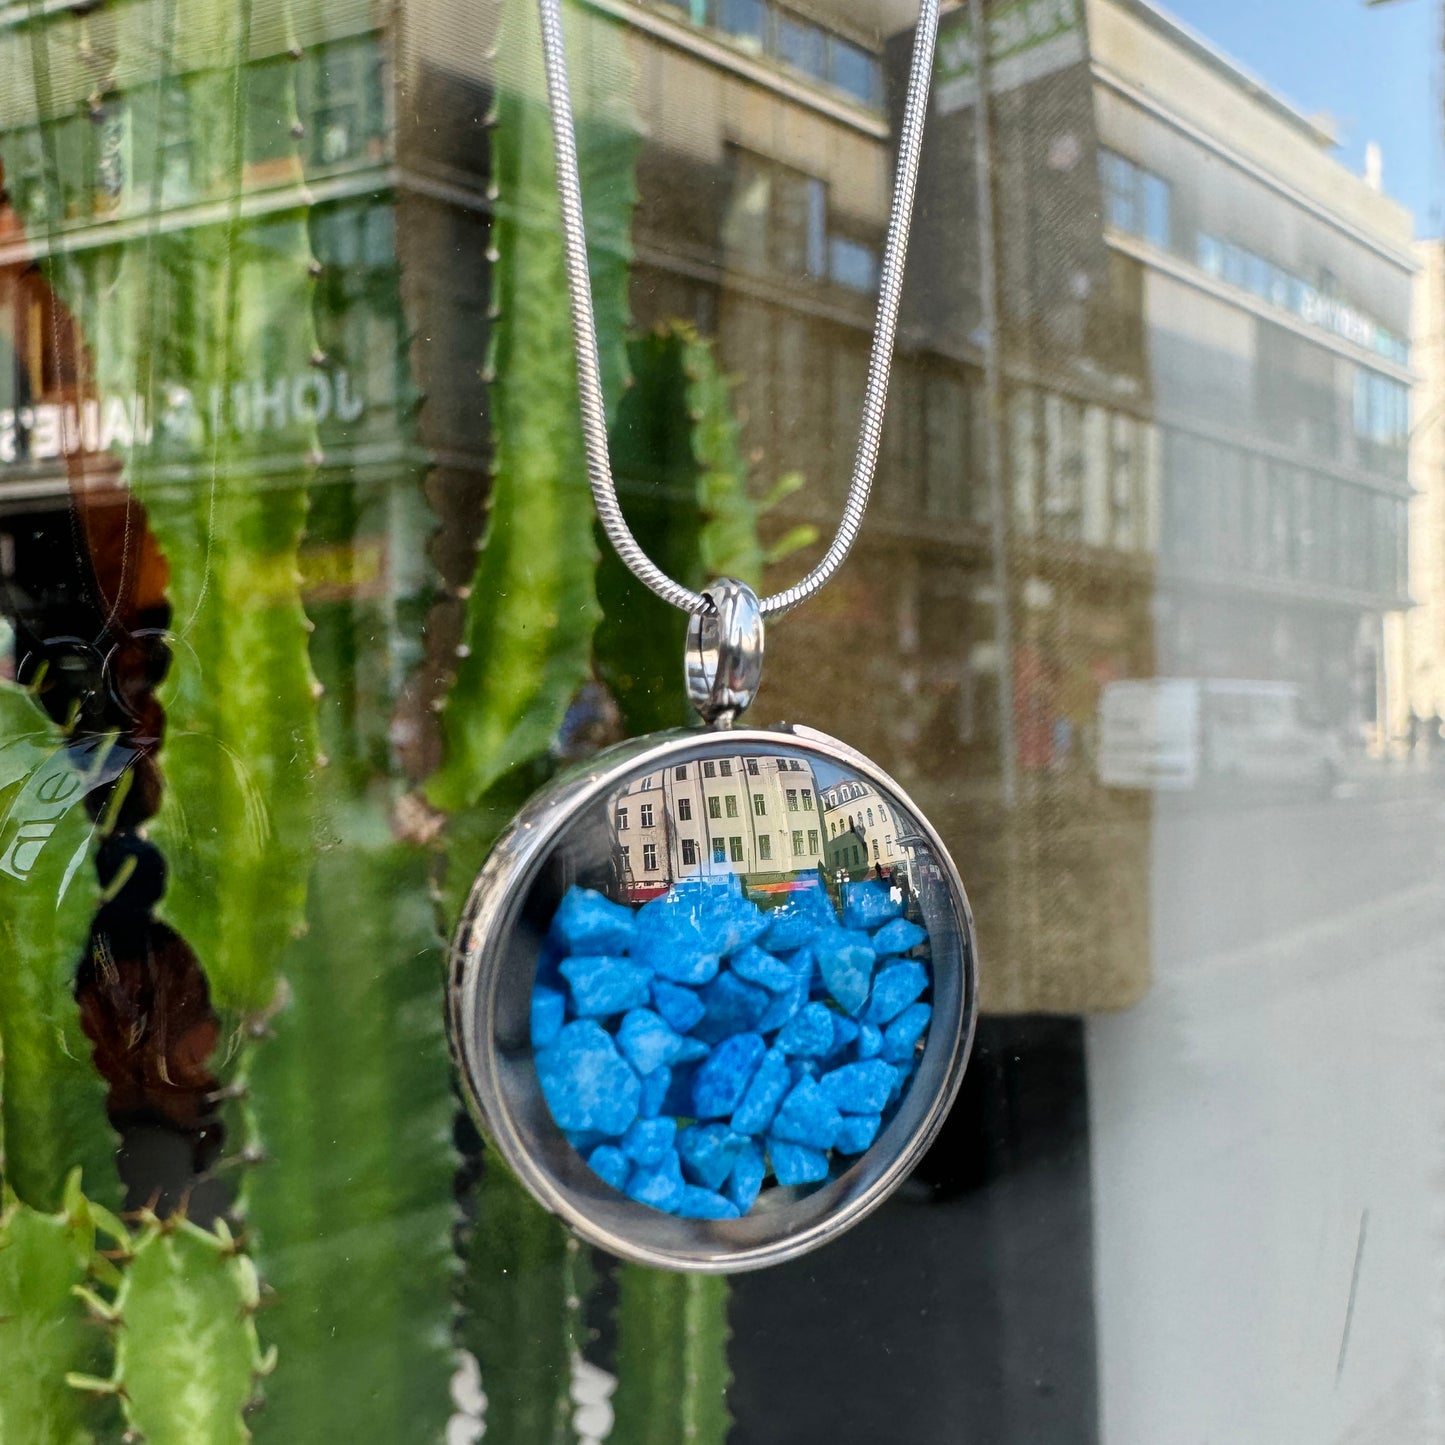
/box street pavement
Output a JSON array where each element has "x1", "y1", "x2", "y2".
[{"x1": 1090, "y1": 777, "x2": 1445, "y2": 1444}]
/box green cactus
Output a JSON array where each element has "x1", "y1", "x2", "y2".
[
  {"x1": 243, "y1": 830, "x2": 454, "y2": 1445},
  {"x1": 0, "y1": 688, "x2": 114, "y2": 1212},
  {"x1": 460, "y1": 1163, "x2": 576, "y2": 1445},
  {"x1": 610, "y1": 1268, "x2": 732, "y2": 1445},
  {"x1": 82, "y1": 1215, "x2": 275, "y2": 1445},
  {"x1": 0, "y1": 1170, "x2": 126, "y2": 1445},
  {"x1": 425, "y1": 0, "x2": 636, "y2": 816}
]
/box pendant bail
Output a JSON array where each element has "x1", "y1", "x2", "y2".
[{"x1": 684, "y1": 578, "x2": 764, "y2": 726}]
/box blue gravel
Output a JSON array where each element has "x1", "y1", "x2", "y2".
[
  {"x1": 588, "y1": 1144, "x2": 631, "y2": 1190},
  {"x1": 651, "y1": 979, "x2": 706, "y2": 1034},
  {"x1": 834, "y1": 1113, "x2": 882, "y2": 1154},
  {"x1": 692, "y1": 1033, "x2": 766, "y2": 1118},
  {"x1": 775, "y1": 1001, "x2": 838, "y2": 1058},
  {"x1": 871, "y1": 916, "x2": 927, "y2": 956},
  {"x1": 560, "y1": 957, "x2": 652, "y2": 1017},
  {"x1": 534, "y1": 872, "x2": 933, "y2": 1219},
  {"x1": 638, "y1": 1065, "x2": 671, "y2": 1118},
  {"x1": 863, "y1": 961, "x2": 929, "y2": 1027},
  {"x1": 814, "y1": 929, "x2": 876, "y2": 1016},
  {"x1": 677, "y1": 1123, "x2": 747, "y2": 1191},
  {"x1": 622, "y1": 1116, "x2": 677, "y2": 1166},
  {"x1": 531, "y1": 986, "x2": 566, "y2": 1049},
  {"x1": 617, "y1": 1008, "x2": 685, "y2": 1075},
  {"x1": 537, "y1": 1021, "x2": 641, "y2": 1135}
]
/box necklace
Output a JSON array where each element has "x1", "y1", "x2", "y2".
[{"x1": 449, "y1": 0, "x2": 977, "y2": 1273}]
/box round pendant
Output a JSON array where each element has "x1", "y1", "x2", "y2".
[{"x1": 447, "y1": 584, "x2": 978, "y2": 1271}]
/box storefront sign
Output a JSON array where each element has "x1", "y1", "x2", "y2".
[
  {"x1": 935, "y1": 0, "x2": 1085, "y2": 115},
  {"x1": 0, "y1": 367, "x2": 366, "y2": 466}
]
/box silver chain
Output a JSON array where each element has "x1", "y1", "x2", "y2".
[{"x1": 537, "y1": 0, "x2": 940, "y2": 618}]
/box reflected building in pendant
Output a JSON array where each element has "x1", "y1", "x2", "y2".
[{"x1": 612, "y1": 752, "x2": 825, "y2": 901}]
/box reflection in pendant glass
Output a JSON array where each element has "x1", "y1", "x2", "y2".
[{"x1": 530, "y1": 742, "x2": 940, "y2": 1219}]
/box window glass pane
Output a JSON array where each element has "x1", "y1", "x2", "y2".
[
  {"x1": 830, "y1": 38, "x2": 879, "y2": 105},
  {"x1": 717, "y1": 0, "x2": 765, "y2": 47},
  {"x1": 776, "y1": 15, "x2": 826, "y2": 78}
]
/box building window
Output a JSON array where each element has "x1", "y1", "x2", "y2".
[
  {"x1": 787, "y1": 789, "x2": 799, "y2": 811},
  {"x1": 792, "y1": 829, "x2": 805, "y2": 855},
  {"x1": 884, "y1": 834, "x2": 893, "y2": 852},
  {"x1": 723, "y1": 151, "x2": 828, "y2": 281},
  {"x1": 753, "y1": 793, "x2": 767, "y2": 816},
  {"x1": 777, "y1": 12, "x2": 826, "y2": 79},
  {"x1": 1099, "y1": 150, "x2": 1170, "y2": 249},
  {"x1": 730, "y1": 836, "x2": 745, "y2": 862},
  {"x1": 872, "y1": 839, "x2": 880, "y2": 860},
  {"x1": 802, "y1": 789, "x2": 813, "y2": 810},
  {"x1": 866, "y1": 807, "x2": 874, "y2": 825},
  {"x1": 643, "y1": 843, "x2": 658, "y2": 871},
  {"x1": 719, "y1": 759, "x2": 733, "y2": 776},
  {"x1": 703, "y1": 760, "x2": 716, "y2": 778},
  {"x1": 758, "y1": 834, "x2": 772, "y2": 860},
  {"x1": 713, "y1": 839, "x2": 727, "y2": 863},
  {"x1": 746, "y1": 758, "x2": 760, "y2": 775},
  {"x1": 718, "y1": 0, "x2": 766, "y2": 49},
  {"x1": 830, "y1": 35, "x2": 880, "y2": 105},
  {"x1": 878, "y1": 803, "x2": 888, "y2": 821},
  {"x1": 807, "y1": 829, "x2": 819, "y2": 854},
  {"x1": 725, "y1": 794, "x2": 739, "y2": 817},
  {"x1": 678, "y1": 797, "x2": 692, "y2": 821},
  {"x1": 708, "y1": 796, "x2": 722, "y2": 819},
  {"x1": 829, "y1": 236, "x2": 879, "y2": 293},
  {"x1": 621, "y1": 844, "x2": 631, "y2": 863},
  {"x1": 675, "y1": 764, "x2": 688, "y2": 780},
  {"x1": 682, "y1": 838, "x2": 698, "y2": 866},
  {"x1": 617, "y1": 807, "x2": 629, "y2": 831}
]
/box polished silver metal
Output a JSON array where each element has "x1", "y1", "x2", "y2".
[
  {"x1": 536, "y1": 0, "x2": 941, "y2": 619},
  {"x1": 684, "y1": 579, "x2": 765, "y2": 725},
  {"x1": 448, "y1": 722, "x2": 979, "y2": 1273}
]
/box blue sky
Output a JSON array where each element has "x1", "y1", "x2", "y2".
[{"x1": 1156, "y1": 0, "x2": 1443, "y2": 236}]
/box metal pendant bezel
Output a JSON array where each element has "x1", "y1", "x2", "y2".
[{"x1": 447, "y1": 720, "x2": 979, "y2": 1273}]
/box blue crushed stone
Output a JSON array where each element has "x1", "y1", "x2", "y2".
[
  {"x1": 552, "y1": 887, "x2": 637, "y2": 955},
  {"x1": 672, "y1": 1035, "x2": 711, "y2": 1064},
  {"x1": 729, "y1": 1046, "x2": 790, "y2": 1135},
  {"x1": 634, "y1": 896, "x2": 720, "y2": 985},
  {"x1": 559, "y1": 956, "x2": 652, "y2": 1017},
  {"x1": 864, "y1": 961, "x2": 929, "y2": 1027},
  {"x1": 677, "y1": 1123, "x2": 747, "y2": 1191},
  {"x1": 638, "y1": 1065, "x2": 671, "y2": 1118},
  {"x1": 881, "y1": 1002, "x2": 932, "y2": 1063},
  {"x1": 537, "y1": 1021, "x2": 641, "y2": 1135},
  {"x1": 677, "y1": 1185, "x2": 741, "y2": 1220},
  {"x1": 775, "y1": 1001, "x2": 839, "y2": 1058},
  {"x1": 617, "y1": 1008, "x2": 684, "y2": 1076},
  {"x1": 834, "y1": 1113, "x2": 882, "y2": 1154},
  {"x1": 813, "y1": 929, "x2": 876, "y2": 1016},
  {"x1": 727, "y1": 1141, "x2": 767, "y2": 1213},
  {"x1": 841, "y1": 879, "x2": 904, "y2": 931},
  {"x1": 692, "y1": 1033, "x2": 766, "y2": 1118},
  {"x1": 729, "y1": 943, "x2": 800, "y2": 993},
  {"x1": 818, "y1": 1060, "x2": 896, "y2": 1114},
  {"x1": 770, "y1": 1076, "x2": 843, "y2": 1150},
  {"x1": 534, "y1": 876, "x2": 934, "y2": 1220},
  {"x1": 588, "y1": 1144, "x2": 631, "y2": 1190},
  {"x1": 871, "y1": 916, "x2": 927, "y2": 956},
  {"x1": 651, "y1": 979, "x2": 706, "y2": 1034},
  {"x1": 626, "y1": 1150, "x2": 686, "y2": 1212},
  {"x1": 531, "y1": 986, "x2": 566, "y2": 1049},
  {"x1": 756, "y1": 973, "x2": 809, "y2": 1034},
  {"x1": 692, "y1": 972, "x2": 771, "y2": 1045},
  {"x1": 622, "y1": 1116, "x2": 677, "y2": 1166},
  {"x1": 769, "y1": 1139, "x2": 830, "y2": 1186}
]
